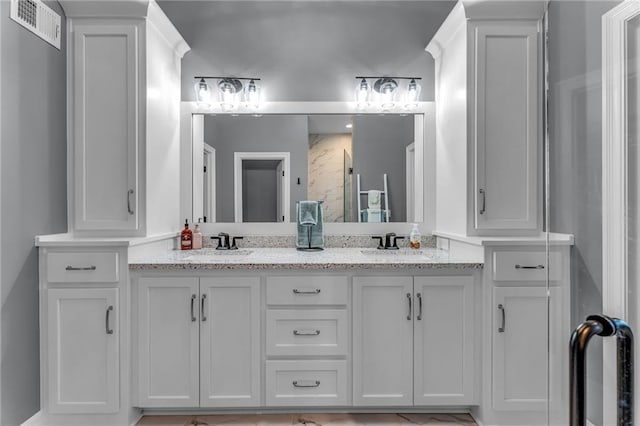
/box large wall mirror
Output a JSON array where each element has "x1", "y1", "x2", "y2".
[{"x1": 181, "y1": 102, "x2": 434, "y2": 229}]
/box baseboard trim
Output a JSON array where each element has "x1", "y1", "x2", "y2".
[{"x1": 20, "y1": 410, "x2": 43, "y2": 426}]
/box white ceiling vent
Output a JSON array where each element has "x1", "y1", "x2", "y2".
[{"x1": 10, "y1": 0, "x2": 61, "y2": 50}]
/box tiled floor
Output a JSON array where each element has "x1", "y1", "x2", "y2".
[{"x1": 137, "y1": 413, "x2": 477, "y2": 425}]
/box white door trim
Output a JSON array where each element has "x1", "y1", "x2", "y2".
[
  {"x1": 602, "y1": 2, "x2": 640, "y2": 424},
  {"x1": 203, "y1": 143, "x2": 216, "y2": 222},
  {"x1": 233, "y1": 152, "x2": 291, "y2": 223}
]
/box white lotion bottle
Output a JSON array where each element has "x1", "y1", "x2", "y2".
[
  {"x1": 409, "y1": 223, "x2": 421, "y2": 249},
  {"x1": 193, "y1": 219, "x2": 203, "y2": 250}
]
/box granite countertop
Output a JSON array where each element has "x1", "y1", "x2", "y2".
[{"x1": 129, "y1": 247, "x2": 484, "y2": 270}]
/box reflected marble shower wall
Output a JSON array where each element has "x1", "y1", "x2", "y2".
[{"x1": 308, "y1": 134, "x2": 353, "y2": 222}]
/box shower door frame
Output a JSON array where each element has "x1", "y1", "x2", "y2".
[{"x1": 602, "y1": 1, "x2": 640, "y2": 424}]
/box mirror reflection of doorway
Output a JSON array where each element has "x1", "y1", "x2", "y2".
[
  {"x1": 202, "y1": 144, "x2": 215, "y2": 222},
  {"x1": 233, "y1": 152, "x2": 290, "y2": 223}
]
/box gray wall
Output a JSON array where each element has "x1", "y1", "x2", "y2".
[
  {"x1": 204, "y1": 115, "x2": 308, "y2": 222},
  {"x1": 157, "y1": 1, "x2": 455, "y2": 102},
  {"x1": 352, "y1": 115, "x2": 414, "y2": 222},
  {"x1": 548, "y1": 1, "x2": 622, "y2": 424},
  {"x1": 1, "y1": 1, "x2": 67, "y2": 424}
]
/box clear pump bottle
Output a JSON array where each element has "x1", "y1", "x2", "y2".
[{"x1": 409, "y1": 223, "x2": 421, "y2": 249}]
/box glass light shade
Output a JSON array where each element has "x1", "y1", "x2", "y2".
[
  {"x1": 219, "y1": 80, "x2": 239, "y2": 111},
  {"x1": 378, "y1": 80, "x2": 396, "y2": 109},
  {"x1": 194, "y1": 78, "x2": 212, "y2": 107},
  {"x1": 355, "y1": 78, "x2": 370, "y2": 109},
  {"x1": 244, "y1": 79, "x2": 261, "y2": 109},
  {"x1": 404, "y1": 79, "x2": 421, "y2": 110}
]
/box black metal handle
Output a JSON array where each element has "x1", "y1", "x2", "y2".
[
  {"x1": 570, "y1": 314, "x2": 634, "y2": 426},
  {"x1": 210, "y1": 236, "x2": 222, "y2": 249},
  {"x1": 371, "y1": 236, "x2": 384, "y2": 249},
  {"x1": 406, "y1": 292, "x2": 412, "y2": 320},
  {"x1": 201, "y1": 294, "x2": 207, "y2": 321},
  {"x1": 417, "y1": 293, "x2": 422, "y2": 320},
  {"x1": 515, "y1": 264, "x2": 545, "y2": 270},
  {"x1": 105, "y1": 305, "x2": 114, "y2": 334},
  {"x1": 479, "y1": 188, "x2": 486, "y2": 214},
  {"x1": 392, "y1": 236, "x2": 405, "y2": 249},
  {"x1": 191, "y1": 294, "x2": 197, "y2": 322},
  {"x1": 231, "y1": 236, "x2": 244, "y2": 250}
]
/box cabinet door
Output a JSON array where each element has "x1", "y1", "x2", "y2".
[
  {"x1": 72, "y1": 24, "x2": 140, "y2": 233},
  {"x1": 492, "y1": 286, "x2": 549, "y2": 411},
  {"x1": 472, "y1": 22, "x2": 540, "y2": 233},
  {"x1": 353, "y1": 276, "x2": 413, "y2": 406},
  {"x1": 47, "y1": 288, "x2": 119, "y2": 413},
  {"x1": 200, "y1": 277, "x2": 261, "y2": 407},
  {"x1": 414, "y1": 276, "x2": 475, "y2": 405},
  {"x1": 137, "y1": 277, "x2": 199, "y2": 407}
]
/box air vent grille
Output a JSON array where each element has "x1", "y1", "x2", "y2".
[{"x1": 10, "y1": 0, "x2": 61, "y2": 50}]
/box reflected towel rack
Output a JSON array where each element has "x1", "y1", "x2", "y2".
[{"x1": 356, "y1": 173, "x2": 390, "y2": 222}]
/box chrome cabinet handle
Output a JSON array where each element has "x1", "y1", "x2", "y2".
[
  {"x1": 127, "y1": 189, "x2": 134, "y2": 215},
  {"x1": 417, "y1": 292, "x2": 423, "y2": 321},
  {"x1": 293, "y1": 380, "x2": 320, "y2": 388},
  {"x1": 479, "y1": 189, "x2": 486, "y2": 215},
  {"x1": 293, "y1": 329, "x2": 320, "y2": 336},
  {"x1": 65, "y1": 265, "x2": 96, "y2": 271},
  {"x1": 201, "y1": 294, "x2": 207, "y2": 321},
  {"x1": 106, "y1": 305, "x2": 114, "y2": 334},
  {"x1": 515, "y1": 264, "x2": 545, "y2": 270},
  {"x1": 498, "y1": 304, "x2": 505, "y2": 333},
  {"x1": 293, "y1": 288, "x2": 321, "y2": 295},
  {"x1": 190, "y1": 294, "x2": 197, "y2": 322},
  {"x1": 406, "y1": 292, "x2": 412, "y2": 320}
]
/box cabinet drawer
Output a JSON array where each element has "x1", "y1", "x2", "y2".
[
  {"x1": 266, "y1": 276, "x2": 348, "y2": 306},
  {"x1": 265, "y1": 360, "x2": 348, "y2": 406},
  {"x1": 266, "y1": 310, "x2": 348, "y2": 356},
  {"x1": 47, "y1": 252, "x2": 119, "y2": 283},
  {"x1": 493, "y1": 251, "x2": 562, "y2": 282}
]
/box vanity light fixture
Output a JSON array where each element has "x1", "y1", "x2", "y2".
[
  {"x1": 194, "y1": 77, "x2": 262, "y2": 110},
  {"x1": 354, "y1": 76, "x2": 422, "y2": 111}
]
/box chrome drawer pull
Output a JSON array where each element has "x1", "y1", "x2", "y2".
[
  {"x1": 293, "y1": 288, "x2": 321, "y2": 294},
  {"x1": 293, "y1": 329, "x2": 320, "y2": 336},
  {"x1": 293, "y1": 380, "x2": 320, "y2": 388},
  {"x1": 127, "y1": 189, "x2": 134, "y2": 215},
  {"x1": 515, "y1": 264, "x2": 545, "y2": 270},
  {"x1": 479, "y1": 188, "x2": 486, "y2": 215},
  {"x1": 190, "y1": 294, "x2": 197, "y2": 322},
  {"x1": 106, "y1": 306, "x2": 114, "y2": 334},
  {"x1": 201, "y1": 294, "x2": 207, "y2": 322},
  {"x1": 498, "y1": 304, "x2": 505, "y2": 333},
  {"x1": 65, "y1": 265, "x2": 96, "y2": 271}
]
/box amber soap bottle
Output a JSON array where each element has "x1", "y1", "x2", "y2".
[{"x1": 181, "y1": 219, "x2": 193, "y2": 250}]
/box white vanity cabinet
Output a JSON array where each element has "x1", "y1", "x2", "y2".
[
  {"x1": 61, "y1": 1, "x2": 189, "y2": 236},
  {"x1": 47, "y1": 288, "x2": 120, "y2": 414},
  {"x1": 37, "y1": 244, "x2": 136, "y2": 426},
  {"x1": 352, "y1": 274, "x2": 477, "y2": 406},
  {"x1": 135, "y1": 276, "x2": 261, "y2": 408},
  {"x1": 428, "y1": 2, "x2": 546, "y2": 236}
]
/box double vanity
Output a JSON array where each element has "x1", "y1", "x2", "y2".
[{"x1": 31, "y1": 0, "x2": 573, "y2": 425}]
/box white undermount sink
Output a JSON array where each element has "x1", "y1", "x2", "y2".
[{"x1": 201, "y1": 248, "x2": 254, "y2": 256}]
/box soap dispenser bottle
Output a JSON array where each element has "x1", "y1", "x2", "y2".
[
  {"x1": 192, "y1": 219, "x2": 203, "y2": 250},
  {"x1": 409, "y1": 223, "x2": 421, "y2": 249},
  {"x1": 181, "y1": 219, "x2": 193, "y2": 250}
]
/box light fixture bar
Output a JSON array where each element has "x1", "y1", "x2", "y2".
[
  {"x1": 195, "y1": 76, "x2": 261, "y2": 81},
  {"x1": 355, "y1": 76, "x2": 421, "y2": 80}
]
